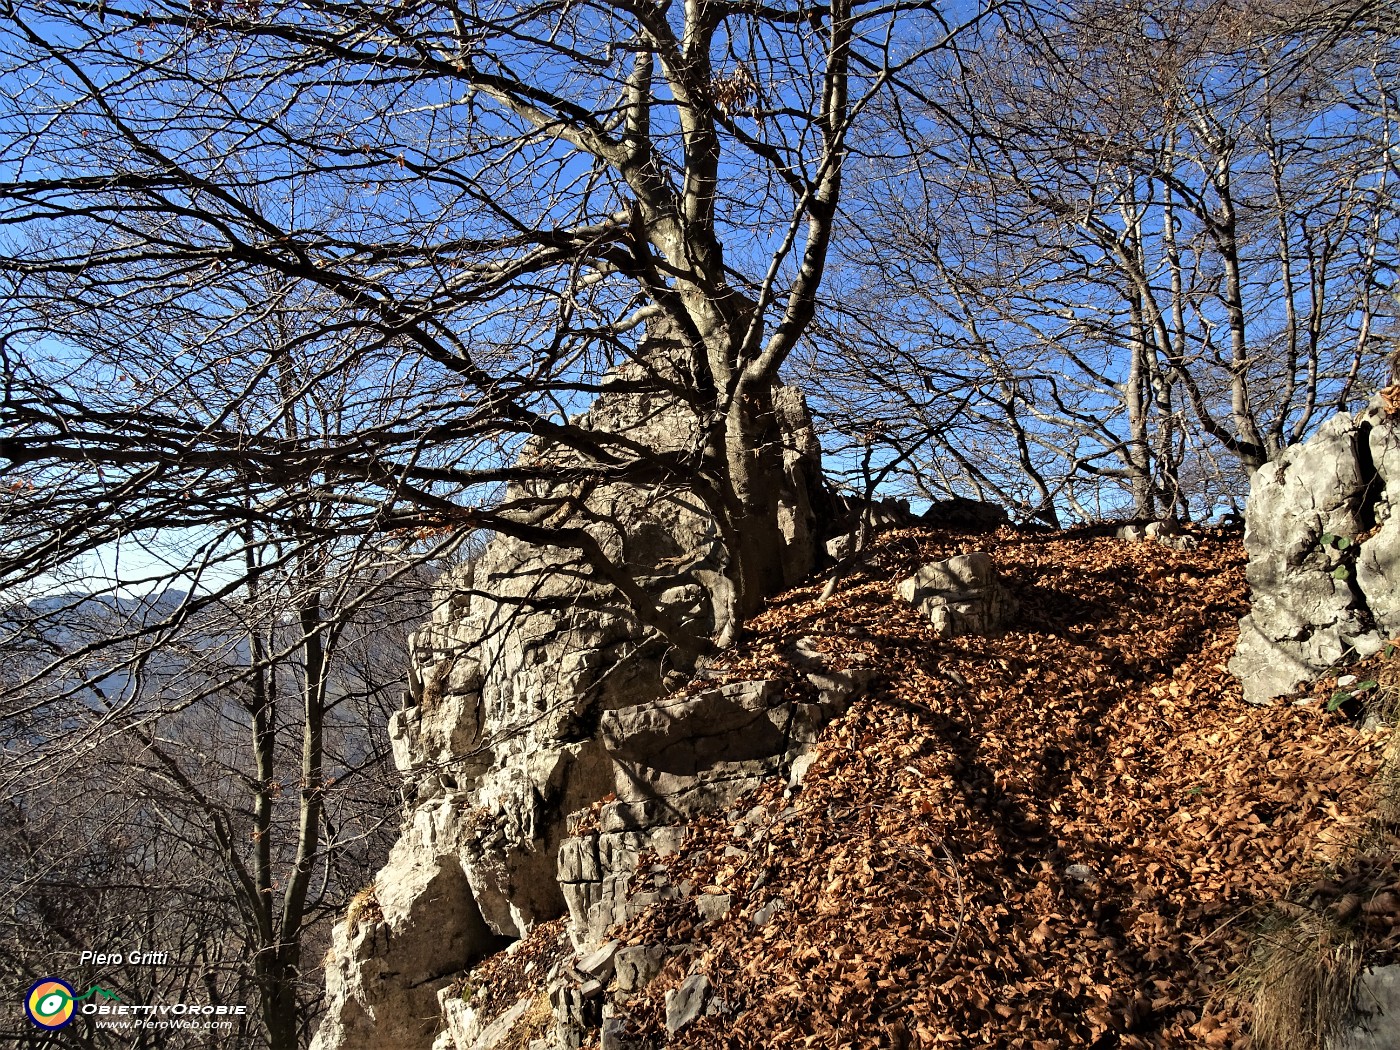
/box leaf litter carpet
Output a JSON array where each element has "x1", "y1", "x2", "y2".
[{"x1": 511, "y1": 529, "x2": 1396, "y2": 1048}]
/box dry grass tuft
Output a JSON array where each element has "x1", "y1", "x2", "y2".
[
  {"x1": 502, "y1": 990, "x2": 554, "y2": 1050},
  {"x1": 1240, "y1": 645, "x2": 1400, "y2": 1047},
  {"x1": 344, "y1": 883, "x2": 383, "y2": 934},
  {"x1": 1239, "y1": 910, "x2": 1362, "y2": 1050},
  {"x1": 420, "y1": 656, "x2": 457, "y2": 712}
]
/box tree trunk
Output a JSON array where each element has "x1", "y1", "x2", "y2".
[
  {"x1": 258, "y1": 958, "x2": 299, "y2": 1050},
  {"x1": 712, "y1": 381, "x2": 797, "y2": 646}
]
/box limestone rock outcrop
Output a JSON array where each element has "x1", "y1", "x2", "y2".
[
  {"x1": 895, "y1": 551, "x2": 1017, "y2": 637},
  {"x1": 1116, "y1": 519, "x2": 1199, "y2": 551},
  {"x1": 1232, "y1": 393, "x2": 1400, "y2": 705},
  {"x1": 317, "y1": 848, "x2": 504, "y2": 1050},
  {"x1": 558, "y1": 665, "x2": 873, "y2": 952},
  {"x1": 311, "y1": 326, "x2": 856, "y2": 1050}
]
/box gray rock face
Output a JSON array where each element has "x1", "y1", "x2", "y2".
[
  {"x1": 695, "y1": 892, "x2": 731, "y2": 924},
  {"x1": 614, "y1": 944, "x2": 668, "y2": 993},
  {"x1": 895, "y1": 551, "x2": 1017, "y2": 637},
  {"x1": 313, "y1": 326, "x2": 837, "y2": 1050},
  {"x1": 1332, "y1": 964, "x2": 1400, "y2": 1050},
  {"x1": 438, "y1": 993, "x2": 535, "y2": 1050},
  {"x1": 1231, "y1": 395, "x2": 1400, "y2": 705},
  {"x1": 312, "y1": 851, "x2": 499, "y2": 1050},
  {"x1": 577, "y1": 941, "x2": 620, "y2": 982},
  {"x1": 558, "y1": 665, "x2": 873, "y2": 949},
  {"x1": 664, "y1": 975, "x2": 712, "y2": 1037}
]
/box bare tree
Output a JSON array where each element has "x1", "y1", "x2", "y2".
[
  {"x1": 808, "y1": 0, "x2": 1398, "y2": 521},
  {"x1": 1, "y1": 566, "x2": 426, "y2": 1049},
  {"x1": 0, "y1": 4, "x2": 994, "y2": 1045},
  {"x1": 0, "y1": 0, "x2": 987, "y2": 650},
  {"x1": 0, "y1": 272, "x2": 453, "y2": 1048},
  {"x1": 0, "y1": 492, "x2": 440, "y2": 1049}
]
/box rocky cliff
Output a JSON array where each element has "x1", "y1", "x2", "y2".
[
  {"x1": 313, "y1": 378, "x2": 1400, "y2": 1050},
  {"x1": 311, "y1": 328, "x2": 852, "y2": 1050}
]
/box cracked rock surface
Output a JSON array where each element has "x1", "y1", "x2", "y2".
[
  {"x1": 1231, "y1": 393, "x2": 1400, "y2": 705},
  {"x1": 310, "y1": 323, "x2": 847, "y2": 1050},
  {"x1": 894, "y1": 551, "x2": 1017, "y2": 638}
]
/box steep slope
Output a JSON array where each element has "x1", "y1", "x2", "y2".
[{"x1": 457, "y1": 526, "x2": 1397, "y2": 1049}]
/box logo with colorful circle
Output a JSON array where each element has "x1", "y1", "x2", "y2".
[
  {"x1": 26, "y1": 978, "x2": 76, "y2": 1029},
  {"x1": 24, "y1": 978, "x2": 119, "y2": 1029}
]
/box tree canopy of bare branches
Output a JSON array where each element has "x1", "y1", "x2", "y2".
[
  {"x1": 806, "y1": 0, "x2": 1398, "y2": 521},
  {"x1": 0, "y1": 0, "x2": 983, "y2": 650},
  {"x1": 0, "y1": 3, "x2": 987, "y2": 1044}
]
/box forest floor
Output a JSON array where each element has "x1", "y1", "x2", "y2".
[{"x1": 486, "y1": 527, "x2": 1400, "y2": 1049}]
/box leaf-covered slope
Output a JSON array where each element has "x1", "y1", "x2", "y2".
[{"x1": 489, "y1": 528, "x2": 1396, "y2": 1048}]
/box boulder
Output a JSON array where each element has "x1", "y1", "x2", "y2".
[
  {"x1": 614, "y1": 945, "x2": 669, "y2": 993},
  {"x1": 895, "y1": 551, "x2": 1017, "y2": 637},
  {"x1": 1231, "y1": 394, "x2": 1400, "y2": 705},
  {"x1": 664, "y1": 975, "x2": 712, "y2": 1037},
  {"x1": 921, "y1": 497, "x2": 1010, "y2": 532},
  {"x1": 311, "y1": 848, "x2": 500, "y2": 1050}
]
